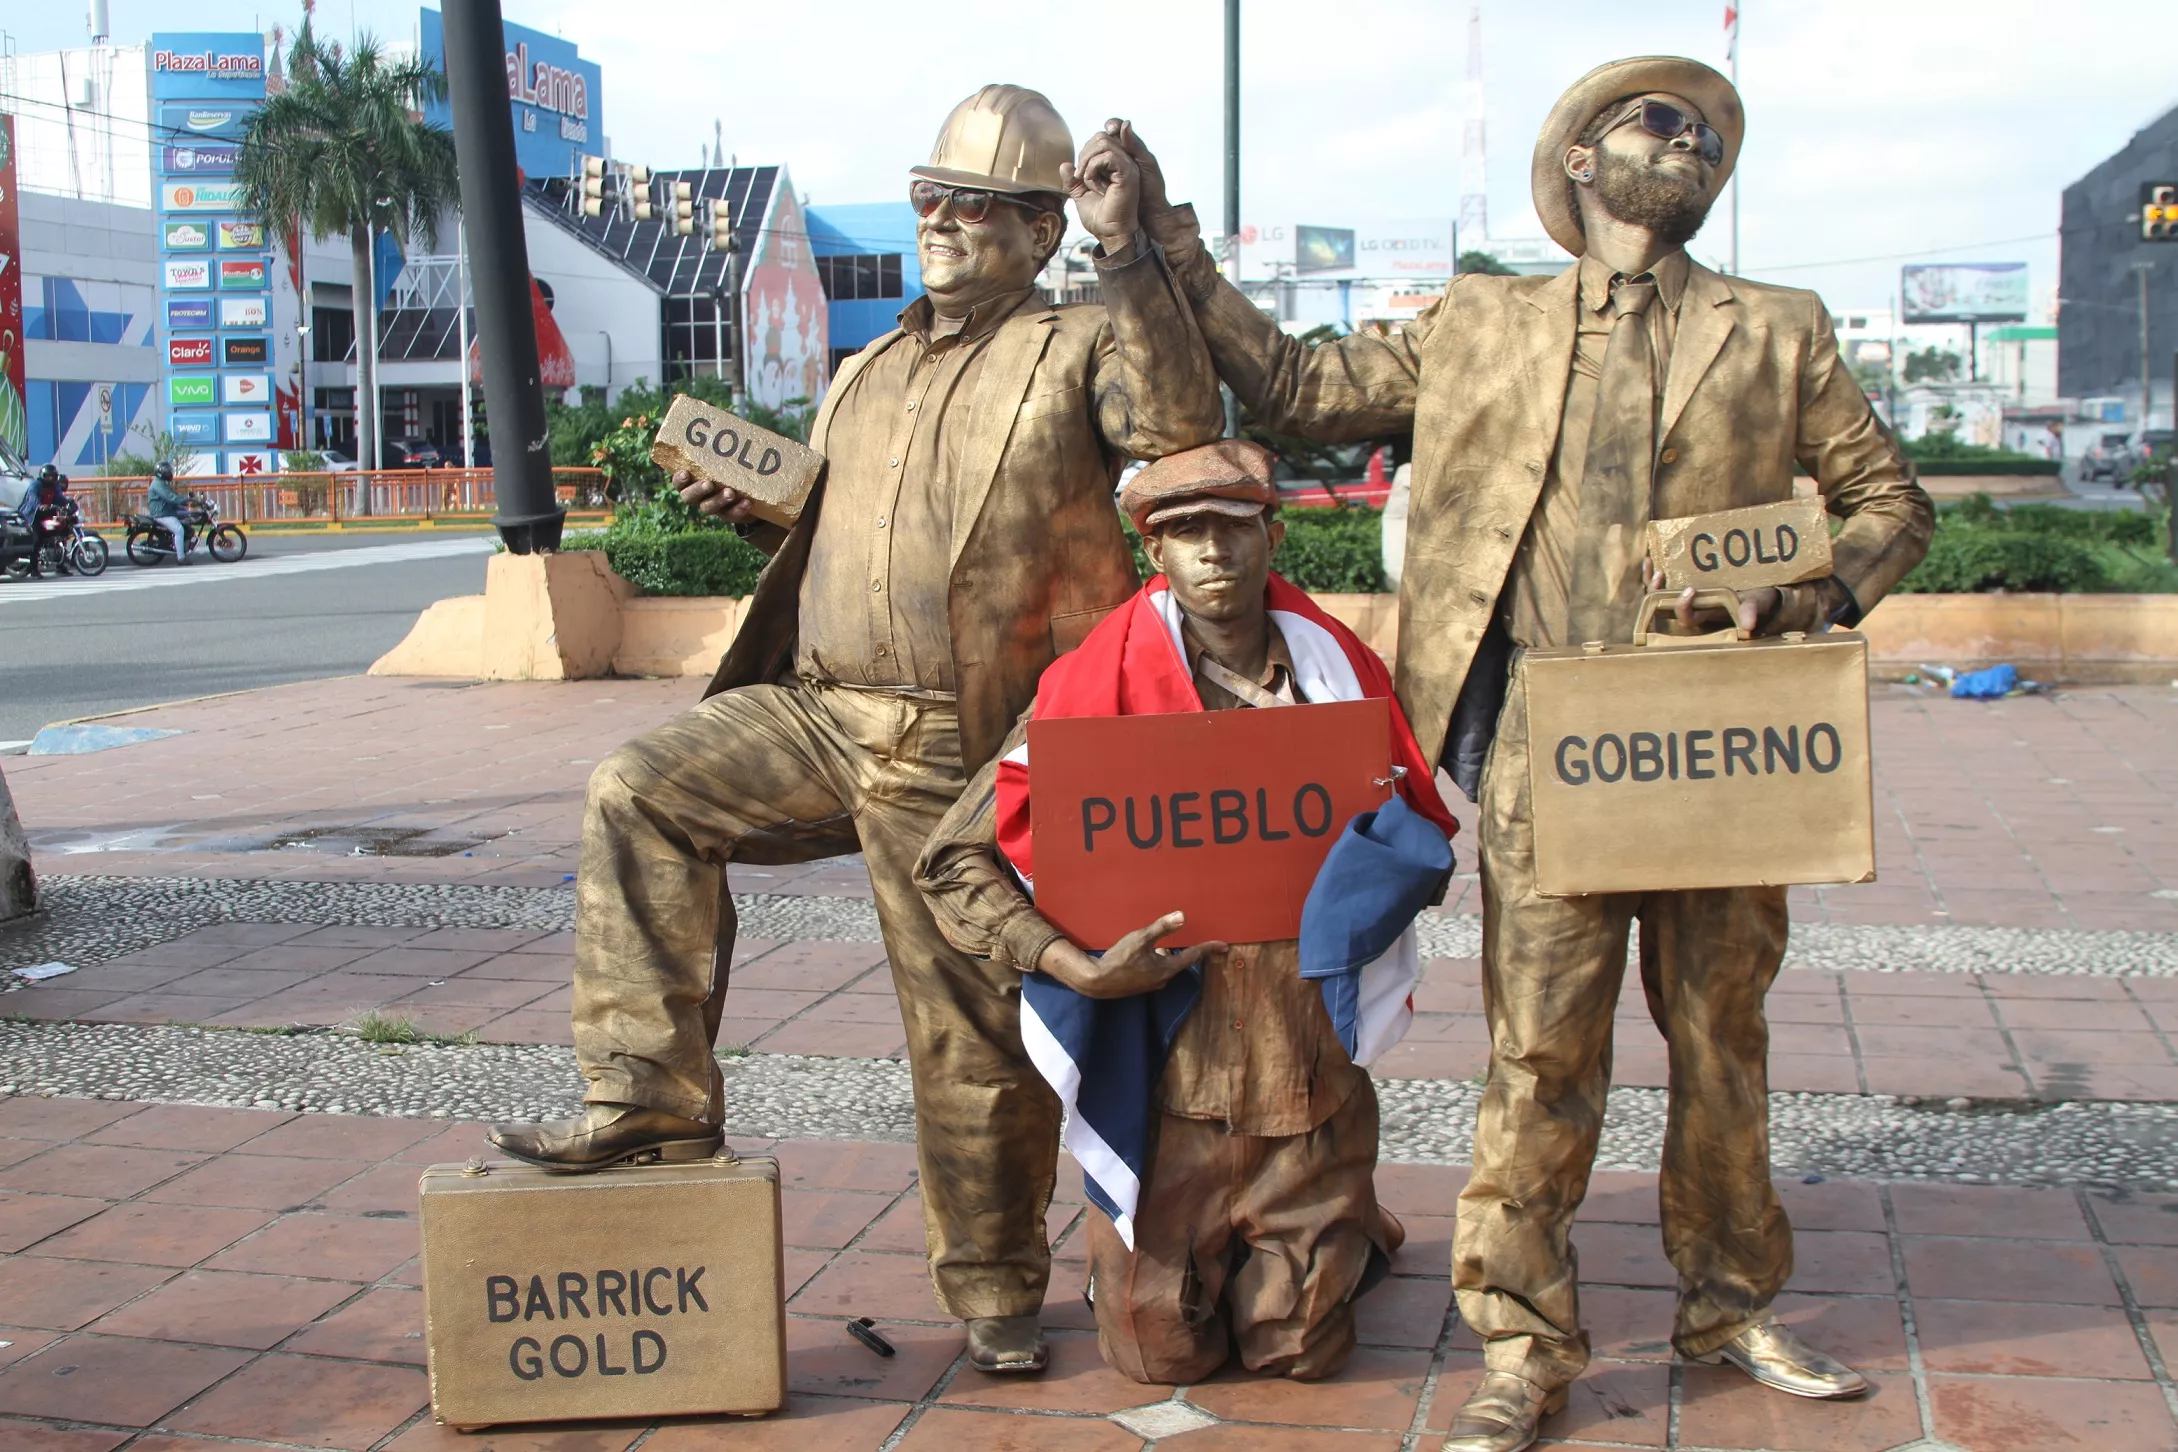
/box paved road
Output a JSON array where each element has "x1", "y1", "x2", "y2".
[{"x1": 0, "y1": 530, "x2": 494, "y2": 743}]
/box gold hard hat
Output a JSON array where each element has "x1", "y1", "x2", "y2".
[{"x1": 911, "y1": 84, "x2": 1073, "y2": 196}]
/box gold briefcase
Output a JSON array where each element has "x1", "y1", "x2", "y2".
[
  {"x1": 1524, "y1": 590, "x2": 1875, "y2": 895},
  {"x1": 418, "y1": 1153, "x2": 785, "y2": 1429}
]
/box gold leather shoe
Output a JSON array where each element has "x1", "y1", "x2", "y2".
[
  {"x1": 1440, "y1": 1370, "x2": 1566, "y2": 1452},
  {"x1": 486, "y1": 1103, "x2": 721, "y2": 1172},
  {"x1": 965, "y1": 1314, "x2": 1049, "y2": 1374},
  {"x1": 1698, "y1": 1319, "x2": 1870, "y2": 1399}
]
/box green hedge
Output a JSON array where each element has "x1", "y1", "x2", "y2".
[
  {"x1": 1121, "y1": 505, "x2": 1389, "y2": 593},
  {"x1": 1913, "y1": 458, "x2": 2061, "y2": 476},
  {"x1": 561, "y1": 527, "x2": 768, "y2": 598},
  {"x1": 1894, "y1": 493, "x2": 2177, "y2": 593}
]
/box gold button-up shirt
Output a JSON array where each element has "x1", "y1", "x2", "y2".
[
  {"x1": 795, "y1": 288, "x2": 1040, "y2": 692},
  {"x1": 916, "y1": 617, "x2": 1365, "y2": 1139},
  {"x1": 1503, "y1": 249, "x2": 1689, "y2": 649}
]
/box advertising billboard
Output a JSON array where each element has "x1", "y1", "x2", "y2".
[
  {"x1": 418, "y1": 8, "x2": 601, "y2": 179},
  {"x1": 0, "y1": 116, "x2": 26, "y2": 456},
  {"x1": 1900, "y1": 263, "x2": 2028, "y2": 324},
  {"x1": 741, "y1": 181, "x2": 828, "y2": 410},
  {"x1": 1295, "y1": 225, "x2": 1357, "y2": 274},
  {"x1": 225, "y1": 449, "x2": 280, "y2": 475},
  {"x1": 153, "y1": 32, "x2": 284, "y2": 459}
]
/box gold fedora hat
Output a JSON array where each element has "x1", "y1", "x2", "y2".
[
  {"x1": 911, "y1": 84, "x2": 1074, "y2": 196},
  {"x1": 1529, "y1": 56, "x2": 1743, "y2": 256}
]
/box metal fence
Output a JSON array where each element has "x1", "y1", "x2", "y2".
[{"x1": 71, "y1": 468, "x2": 611, "y2": 527}]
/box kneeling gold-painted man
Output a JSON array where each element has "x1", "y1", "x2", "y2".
[
  {"x1": 917, "y1": 442, "x2": 1458, "y2": 1383},
  {"x1": 487, "y1": 85, "x2": 1222, "y2": 1374},
  {"x1": 1100, "y1": 56, "x2": 1933, "y2": 1450}
]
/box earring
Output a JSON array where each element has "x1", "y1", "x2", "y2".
[{"x1": 1578, "y1": 171, "x2": 1594, "y2": 182}]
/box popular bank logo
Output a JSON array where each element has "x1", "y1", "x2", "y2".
[
  {"x1": 168, "y1": 337, "x2": 215, "y2": 367},
  {"x1": 152, "y1": 48, "x2": 264, "y2": 79},
  {"x1": 163, "y1": 143, "x2": 240, "y2": 174}
]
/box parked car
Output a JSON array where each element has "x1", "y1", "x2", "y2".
[
  {"x1": 2080, "y1": 431, "x2": 2139, "y2": 484},
  {"x1": 318, "y1": 449, "x2": 360, "y2": 474},
  {"x1": 382, "y1": 438, "x2": 444, "y2": 471}
]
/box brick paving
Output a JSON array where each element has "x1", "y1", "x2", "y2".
[{"x1": 0, "y1": 1096, "x2": 2174, "y2": 1451}]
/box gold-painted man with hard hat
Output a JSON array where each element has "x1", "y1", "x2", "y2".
[
  {"x1": 488, "y1": 86, "x2": 1223, "y2": 1374},
  {"x1": 1097, "y1": 58, "x2": 1932, "y2": 1450}
]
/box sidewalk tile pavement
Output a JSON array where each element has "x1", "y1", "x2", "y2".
[{"x1": 0, "y1": 1098, "x2": 2172, "y2": 1450}]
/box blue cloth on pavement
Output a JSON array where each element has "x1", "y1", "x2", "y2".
[{"x1": 1950, "y1": 663, "x2": 2018, "y2": 699}]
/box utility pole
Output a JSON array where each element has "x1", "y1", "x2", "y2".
[
  {"x1": 443, "y1": 0, "x2": 563, "y2": 553},
  {"x1": 2135, "y1": 261, "x2": 2155, "y2": 434},
  {"x1": 1222, "y1": 0, "x2": 1241, "y2": 438}
]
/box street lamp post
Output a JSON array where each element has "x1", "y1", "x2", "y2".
[{"x1": 442, "y1": 0, "x2": 563, "y2": 553}]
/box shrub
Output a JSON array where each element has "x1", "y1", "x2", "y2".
[
  {"x1": 1897, "y1": 529, "x2": 2109, "y2": 594},
  {"x1": 564, "y1": 526, "x2": 768, "y2": 598},
  {"x1": 1124, "y1": 504, "x2": 1389, "y2": 594}
]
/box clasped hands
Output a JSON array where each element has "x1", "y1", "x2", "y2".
[{"x1": 1036, "y1": 911, "x2": 1226, "y2": 1000}]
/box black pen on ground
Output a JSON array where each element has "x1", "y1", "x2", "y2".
[{"x1": 846, "y1": 1316, "x2": 895, "y2": 1357}]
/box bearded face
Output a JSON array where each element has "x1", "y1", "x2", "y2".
[{"x1": 1592, "y1": 143, "x2": 1714, "y2": 247}]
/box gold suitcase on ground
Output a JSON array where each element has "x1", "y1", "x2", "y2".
[
  {"x1": 418, "y1": 1153, "x2": 785, "y2": 1428},
  {"x1": 1524, "y1": 591, "x2": 1875, "y2": 895}
]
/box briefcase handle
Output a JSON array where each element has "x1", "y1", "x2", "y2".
[{"x1": 1630, "y1": 589, "x2": 1751, "y2": 648}]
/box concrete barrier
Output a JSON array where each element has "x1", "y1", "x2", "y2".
[{"x1": 372, "y1": 572, "x2": 2178, "y2": 685}]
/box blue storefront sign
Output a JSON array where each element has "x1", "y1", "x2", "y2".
[
  {"x1": 152, "y1": 32, "x2": 279, "y2": 466},
  {"x1": 418, "y1": 8, "x2": 601, "y2": 178}
]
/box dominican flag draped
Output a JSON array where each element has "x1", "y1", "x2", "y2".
[{"x1": 997, "y1": 575, "x2": 1455, "y2": 1246}]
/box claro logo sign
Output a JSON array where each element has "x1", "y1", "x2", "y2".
[{"x1": 152, "y1": 49, "x2": 264, "y2": 79}]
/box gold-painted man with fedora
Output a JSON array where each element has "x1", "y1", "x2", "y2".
[
  {"x1": 488, "y1": 85, "x2": 1223, "y2": 1374},
  {"x1": 1105, "y1": 57, "x2": 1932, "y2": 1449}
]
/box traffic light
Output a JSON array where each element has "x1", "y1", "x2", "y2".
[
  {"x1": 672, "y1": 181, "x2": 695, "y2": 236},
  {"x1": 580, "y1": 155, "x2": 610, "y2": 218},
  {"x1": 630, "y1": 165, "x2": 655, "y2": 221},
  {"x1": 710, "y1": 198, "x2": 733, "y2": 250},
  {"x1": 2144, "y1": 184, "x2": 2178, "y2": 243}
]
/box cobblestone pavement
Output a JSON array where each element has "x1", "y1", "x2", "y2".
[
  {"x1": 2, "y1": 1096, "x2": 2176, "y2": 1452},
  {"x1": 4, "y1": 1021, "x2": 2177, "y2": 1195},
  {"x1": 7, "y1": 676, "x2": 2176, "y2": 929}
]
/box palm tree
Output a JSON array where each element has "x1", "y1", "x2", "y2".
[{"x1": 235, "y1": 18, "x2": 458, "y2": 494}]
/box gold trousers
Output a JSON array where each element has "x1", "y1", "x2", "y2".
[
  {"x1": 1087, "y1": 1078, "x2": 1385, "y2": 1385},
  {"x1": 572, "y1": 682, "x2": 1060, "y2": 1321},
  {"x1": 1453, "y1": 667, "x2": 1793, "y2": 1391}
]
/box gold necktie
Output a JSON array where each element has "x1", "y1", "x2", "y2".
[{"x1": 1566, "y1": 277, "x2": 1659, "y2": 645}]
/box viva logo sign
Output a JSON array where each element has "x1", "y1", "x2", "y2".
[{"x1": 169, "y1": 376, "x2": 216, "y2": 407}]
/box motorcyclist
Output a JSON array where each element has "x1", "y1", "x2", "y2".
[{"x1": 147, "y1": 462, "x2": 189, "y2": 563}]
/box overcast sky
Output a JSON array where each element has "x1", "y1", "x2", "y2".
[{"x1": 16, "y1": 0, "x2": 2178, "y2": 326}]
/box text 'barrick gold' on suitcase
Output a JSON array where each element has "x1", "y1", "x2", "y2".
[
  {"x1": 418, "y1": 1153, "x2": 785, "y2": 1429},
  {"x1": 1523, "y1": 589, "x2": 1876, "y2": 896}
]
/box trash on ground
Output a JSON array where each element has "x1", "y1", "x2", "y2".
[
  {"x1": 13, "y1": 962, "x2": 79, "y2": 981},
  {"x1": 845, "y1": 1317, "x2": 895, "y2": 1357}
]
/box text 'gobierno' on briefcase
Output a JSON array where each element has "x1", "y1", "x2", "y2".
[
  {"x1": 418, "y1": 1153, "x2": 785, "y2": 1429},
  {"x1": 1522, "y1": 590, "x2": 1875, "y2": 895}
]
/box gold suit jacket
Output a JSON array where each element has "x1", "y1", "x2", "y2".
[
  {"x1": 1163, "y1": 228, "x2": 1934, "y2": 773},
  {"x1": 708, "y1": 245, "x2": 1223, "y2": 772}
]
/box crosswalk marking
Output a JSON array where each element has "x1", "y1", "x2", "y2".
[{"x1": 0, "y1": 535, "x2": 497, "y2": 605}]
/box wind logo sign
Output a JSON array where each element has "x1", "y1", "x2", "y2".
[
  {"x1": 163, "y1": 259, "x2": 211, "y2": 290},
  {"x1": 168, "y1": 412, "x2": 219, "y2": 444},
  {"x1": 161, "y1": 181, "x2": 246, "y2": 212},
  {"x1": 168, "y1": 337, "x2": 216, "y2": 367},
  {"x1": 220, "y1": 296, "x2": 267, "y2": 327},
  {"x1": 169, "y1": 376, "x2": 216, "y2": 407},
  {"x1": 163, "y1": 221, "x2": 210, "y2": 250},
  {"x1": 219, "y1": 258, "x2": 267, "y2": 288},
  {"x1": 216, "y1": 220, "x2": 264, "y2": 249}
]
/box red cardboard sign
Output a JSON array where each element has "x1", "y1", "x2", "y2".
[{"x1": 1027, "y1": 697, "x2": 1393, "y2": 949}]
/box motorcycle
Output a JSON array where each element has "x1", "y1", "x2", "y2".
[
  {"x1": 126, "y1": 494, "x2": 247, "y2": 567},
  {"x1": 34, "y1": 496, "x2": 107, "y2": 577},
  {"x1": 0, "y1": 512, "x2": 37, "y2": 581}
]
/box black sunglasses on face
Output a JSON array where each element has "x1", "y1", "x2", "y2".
[
  {"x1": 909, "y1": 180, "x2": 1050, "y2": 224},
  {"x1": 1606, "y1": 99, "x2": 1725, "y2": 168}
]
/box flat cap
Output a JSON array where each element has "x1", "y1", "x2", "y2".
[{"x1": 1120, "y1": 439, "x2": 1279, "y2": 535}]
